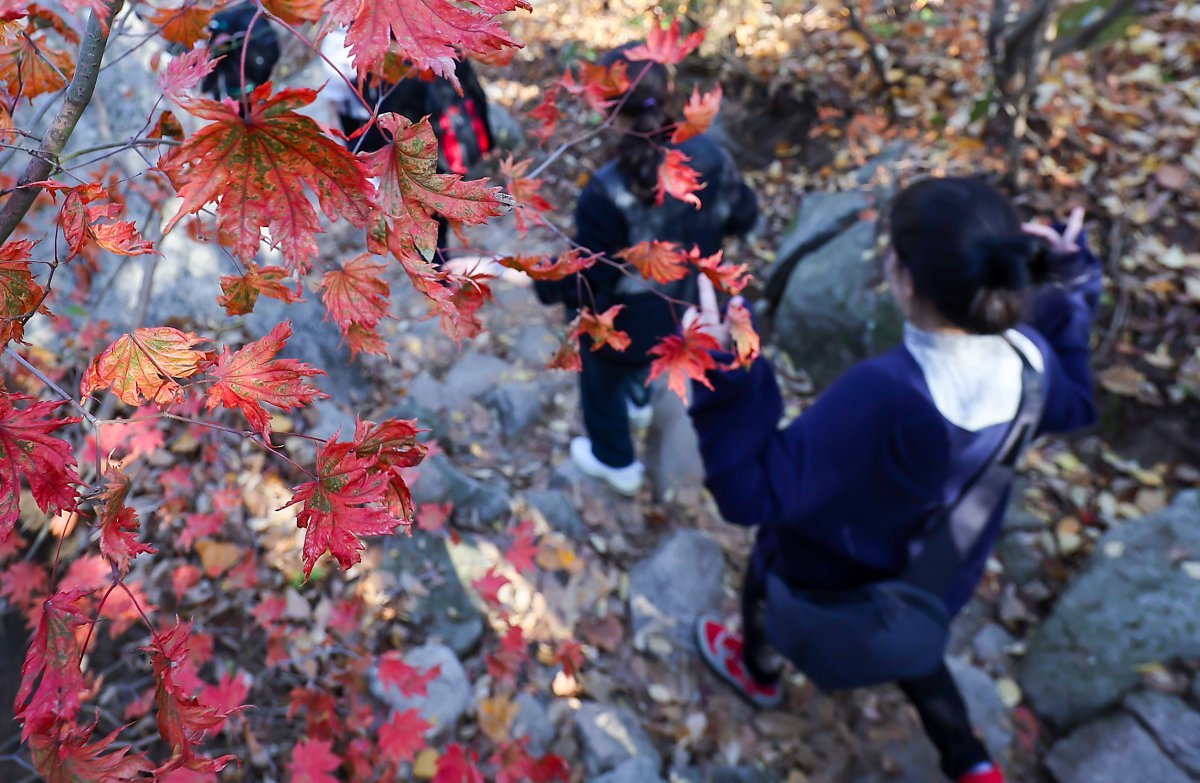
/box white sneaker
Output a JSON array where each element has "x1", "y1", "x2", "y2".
[
  {"x1": 626, "y1": 398, "x2": 653, "y2": 429},
  {"x1": 569, "y1": 436, "x2": 644, "y2": 496}
]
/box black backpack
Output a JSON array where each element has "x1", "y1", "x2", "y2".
[{"x1": 202, "y1": 3, "x2": 280, "y2": 100}]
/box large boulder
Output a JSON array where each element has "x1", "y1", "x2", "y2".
[
  {"x1": 385, "y1": 531, "x2": 484, "y2": 657},
  {"x1": 1045, "y1": 713, "x2": 1192, "y2": 783},
  {"x1": 410, "y1": 454, "x2": 511, "y2": 526},
  {"x1": 1019, "y1": 491, "x2": 1200, "y2": 729},
  {"x1": 764, "y1": 189, "x2": 869, "y2": 310},
  {"x1": 643, "y1": 382, "x2": 705, "y2": 505},
  {"x1": 591, "y1": 757, "x2": 664, "y2": 783},
  {"x1": 370, "y1": 643, "x2": 471, "y2": 738},
  {"x1": 946, "y1": 657, "x2": 1012, "y2": 764},
  {"x1": 1123, "y1": 691, "x2": 1200, "y2": 777},
  {"x1": 773, "y1": 220, "x2": 903, "y2": 387},
  {"x1": 628, "y1": 530, "x2": 725, "y2": 652}
]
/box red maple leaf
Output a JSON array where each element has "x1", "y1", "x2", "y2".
[
  {"x1": 436, "y1": 270, "x2": 493, "y2": 343},
  {"x1": 288, "y1": 687, "x2": 343, "y2": 740},
  {"x1": 486, "y1": 625, "x2": 527, "y2": 685},
  {"x1": 81, "y1": 327, "x2": 208, "y2": 406},
  {"x1": 97, "y1": 469, "x2": 157, "y2": 575},
  {"x1": 38, "y1": 181, "x2": 154, "y2": 260},
  {"x1": 416, "y1": 501, "x2": 453, "y2": 534},
  {"x1": 0, "y1": 238, "x2": 46, "y2": 346},
  {"x1": 217, "y1": 264, "x2": 302, "y2": 316},
  {"x1": 377, "y1": 652, "x2": 441, "y2": 698},
  {"x1": 691, "y1": 248, "x2": 750, "y2": 295},
  {"x1": 656, "y1": 149, "x2": 705, "y2": 208},
  {"x1": 500, "y1": 156, "x2": 553, "y2": 236},
  {"x1": 180, "y1": 512, "x2": 224, "y2": 550},
  {"x1": 316, "y1": 254, "x2": 390, "y2": 349},
  {"x1": 647, "y1": 323, "x2": 721, "y2": 401},
  {"x1": 530, "y1": 754, "x2": 571, "y2": 782},
  {"x1": 574, "y1": 306, "x2": 631, "y2": 353},
  {"x1": 205, "y1": 321, "x2": 327, "y2": 442},
  {"x1": 0, "y1": 560, "x2": 47, "y2": 608},
  {"x1": 0, "y1": 528, "x2": 26, "y2": 563},
  {"x1": 433, "y1": 743, "x2": 484, "y2": 783},
  {"x1": 16, "y1": 589, "x2": 92, "y2": 739},
  {"x1": 287, "y1": 737, "x2": 342, "y2": 783},
  {"x1": 498, "y1": 249, "x2": 598, "y2": 282},
  {"x1": 556, "y1": 640, "x2": 585, "y2": 679},
  {"x1": 547, "y1": 330, "x2": 582, "y2": 372},
  {"x1": 334, "y1": 0, "x2": 526, "y2": 88},
  {"x1": 560, "y1": 60, "x2": 631, "y2": 114},
  {"x1": 0, "y1": 394, "x2": 79, "y2": 539},
  {"x1": 527, "y1": 83, "x2": 562, "y2": 144},
  {"x1": 29, "y1": 724, "x2": 152, "y2": 783},
  {"x1": 726, "y1": 299, "x2": 761, "y2": 368},
  {"x1": 161, "y1": 84, "x2": 374, "y2": 270},
  {"x1": 471, "y1": 566, "x2": 509, "y2": 606},
  {"x1": 617, "y1": 240, "x2": 688, "y2": 283},
  {"x1": 283, "y1": 440, "x2": 401, "y2": 578},
  {"x1": 625, "y1": 17, "x2": 705, "y2": 65},
  {"x1": 504, "y1": 519, "x2": 538, "y2": 574},
  {"x1": 672, "y1": 84, "x2": 722, "y2": 144},
  {"x1": 198, "y1": 670, "x2": 252, "y2": 735},
  {"x1": 378, "y1": 707, "x2": 431, "y2": 766},
  {"x1": 172, "y1": 564, "x2": 203, "y2": 599},
  {"x1": 352, "y1": 417, "x2": 427, "y2": 521}
]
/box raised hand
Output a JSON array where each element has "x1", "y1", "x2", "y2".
[
  {"x1": 1022, "y1": 206, "x2": 1085, "y2": 254},
  {"x1": 683, "y1": 274, "x2": 735, "y2": 350}
]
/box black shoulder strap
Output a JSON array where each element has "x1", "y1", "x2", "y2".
[{"x1": 902, "y1": 336, "x2": 1045, "y2": 594}]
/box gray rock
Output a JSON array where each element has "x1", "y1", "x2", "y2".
[
  {"x1": 441, "y1": 352, "x2": 512, "y2": 407},
  {"x1": 575, "y1": 703, "x2": 659, "y2": 776},
  {"x1": 998, "y1": 531, "x2": 1043, "y2": 584},
  {"x1": 1045, "y1": 714, "x2": 1192, "y2": 783},
  {"x1": 773, "y1": 220, "x2": 904, "y2": 387},
  {"x1": 848, "y1": 736, "x2": 940, "y2": 783},
  {"x1": 487, "y1": 102, "x2": 525, "y2": 152},
  {"x1": 511, "y1": 323, "x2": 560, "y2": 366},
  {"x1": 628, "y1": 530, "x2": 725, "y2": 651},
  {"x1": 947, "y1": 657, "x2": 1013, "y2": 763},
  {"x1": 1123, "y1": 691, "x2": 1200, "y2": 776},
  {"x1": 383, "y1": 397, "x2": 444, "y2": 443},
  {"x1": 411, "y1": 455, "x2": 511, "y2": 525},
  {"x1": 370, "y1": 643, "x2": 471, "y2": 737},
  {"x1": 643, "y1": 382, "x2": 705, "y2": 505},
  {"x1": 247, "y1": 293, "x2": 370, "y2": 396},
  {"x1": 483, "y1": 381, "x2": 550, "y2": 435},
  {"x1": 512, "y1": 692, "x2": 556, "y2": 755},
  {"x1": 971, "y1": 624, "x2": 1018, "y2": 674},
  {"x1": 386, "y1": 530, "x2": 484, "y2": 657},
  {"x1": 304, "y1": 398, "x2": 358, "y2": 441},
  {"x1": 764, "y1": 189, "x2": 869, "y2": 309},
  {"x1": 525, "y1": 489, "x2": 587, "y2": 539},
  {"x1": 1020, "y1": 492, "x2": 1200, "y2": 729},
  {"x1": 670, "y1": 766, "x2": 775, "y2": 783},
  {"x1": 591, "y1": 756, "x2": 664, "y2": 783}
]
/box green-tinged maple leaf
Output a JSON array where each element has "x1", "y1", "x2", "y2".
[
  {"x1": 0, "y1": 394, "x2": 79, "y2": 539},
  {"x1": 81, "y1": 327, "x2": 207, "y2": 406},
  {"x1": 30, "y1": 724, "x2": 153, "y2": 783},
  {"x1": 0, "y1": 239, "x2": 46, "y2": 346},
  {"x1": 363, "y1": 113, "x2": 510, "y2": 251},
  {"x1": 573, "y1": 305, "x2": 631, "y2": 352},
  {"x1": 647, "y1": 323, "x2": 721, "y2": 401},
  {"x1": 656, "y1": 149, "x2": 705, "y2": 208},
  {"x1": 217, "y1": 263, "x2": 302, "y2": 316},
  {"x1": 205, "y1": 321, "x2": 327, "y2": 441},
  {"x1": 287, "y1": 737, "x2": 341, "y2": 783},
  {"x1": 624, "y1": 16, "x2": 705, "y2": 65},
  {"x1": 617, "y1": 240, "x2": 689, "y2": 283},
  {"x1": 15, "y1": 589, "x2": 92, "y2": 739},
  {"x1": 161, "y1": 84, "x2": 374, "y2": 270},
  {"x1": 282, "y1": 441, "x2": 402, "y2": 578},
  {"x1": 672, "y1": 84, "x2": 722, "y2": 144},
  {"x1": 378, "y1": 708, "x2": 430, "y2": 766},
  {"x1": 97, "y1": 469, "x2": 156, "y2": 575},
  {"x1": 315, "y1": 254, "x2": 390, "y2": 339},
  {"x1": 332, "y1": 0, "x2": 527, "y2": 88}
]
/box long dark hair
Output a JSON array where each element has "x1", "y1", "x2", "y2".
[
  {"x1": 599, "y1": 45, "x2": 673, "y2": 202},
  {"x1": 889, "y1": 177, "x2": 1050, "y2": 334}
]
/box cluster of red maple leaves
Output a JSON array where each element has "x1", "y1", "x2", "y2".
[{"x1": 0, "y1": 0, "x2": 761, "y2": 778}]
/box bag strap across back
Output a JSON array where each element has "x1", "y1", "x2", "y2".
[{"x1": 901, "y1": 336, "x2": 1045, "y2": 595}]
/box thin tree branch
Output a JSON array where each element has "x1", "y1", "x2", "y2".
[
  {"x1": 1051, "y1": 0, "x2": 1137, "y2": 58},
  {"x1": 0, "y1": 0, "x2": 124, "y2": 245}
]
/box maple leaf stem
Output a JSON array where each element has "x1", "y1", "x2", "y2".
[
  {"x1": 3, "y1": 346, "x2": 100, "y2": 427},
  {"x1": 78, "y1": 580, "x2": 120, "y2": 666},
  {"x1": 0, "y1": 0, "x2": 124, "y2": 244},
  {"x1": 19, "y1": 31, "x2": 71, "y2": 85},
  {"x1": 526, "y1": 62, "x2": 655, "y2": 181},
  {"x1": 159, "y1": 413, "x2": 317, "y2": 478},
  {"x1": 57, "y1": 138, "x2": 179, "y2": 165}
]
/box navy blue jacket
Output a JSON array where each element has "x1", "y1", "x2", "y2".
[
  {"x1": 540, "y1": 134, "x2": 758, "y2": 364},
  {"x1": 689, "y1": 240, "x2": 1101, "y2": 614}
]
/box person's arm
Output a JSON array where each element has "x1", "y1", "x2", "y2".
[
  {"x1": 690, "y1": 359, "x2": 894, "y2": 527},
  {"x1": 1023, "y1": 220, "x2": 1102, "y2": 434}
]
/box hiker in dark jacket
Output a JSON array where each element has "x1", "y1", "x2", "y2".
[
  {"x1": 537, "y1": 46, "x2": 758, "y2": 495},
  {"x1": 688, "y1": 178, "x2": 1099, "y2": 783},
  {"x1": 201, "y1": 3, "x2": 280, "y2": 102}
]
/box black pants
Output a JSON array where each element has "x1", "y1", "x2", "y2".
[
  {"x1": 741, "y1": 563, "x2": 990, "y2": 781},
  {"x1": 578, "y1": 349, "x2": 649, "y2": 468}
]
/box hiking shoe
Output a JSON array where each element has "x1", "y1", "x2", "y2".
[
  {"x1": 626, "y1": 398, "x2": 653, "y2": 429},
  {"x1": 695, "y1": 615, "x2": 783, "y2": 709},
  {"x1": 569, "y1": 437, "x2": 644, "y2": 496},
  {"x1": 957, "y1": 763, "x2": 1006, "y2": 783}
]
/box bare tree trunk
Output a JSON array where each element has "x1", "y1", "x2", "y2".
[{"x1": 0, "y1": 1, "x2": 123, "y2": 245}]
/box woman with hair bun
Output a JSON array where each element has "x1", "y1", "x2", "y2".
[
  {"x1": 687, "y1": 177, "x2": 1100, "y2": 783},
  {"x1": 536, "y1": 44, "x2": 759, "y2": 496}
]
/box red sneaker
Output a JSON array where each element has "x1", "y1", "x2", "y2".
[
  {"x1": 957, "y1": 763, "x2": 1006, "y2": 783},
  {"x1": 695, "y1": 615, "x2": 783, "y2": 709}
]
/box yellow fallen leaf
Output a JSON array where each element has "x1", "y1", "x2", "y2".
[
  {"x1": 478, "y1": 696, "x2": 519, "y2": 744},
  {"x1": 195, "y1": 539, "x2": 241, "y2": 577},
  {"x1": 413, "y1": 748, "x2": 439, "y2": 780},
  {"x1": 1098, "y1": 365, "x2": 1145, "y2": 397}
]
